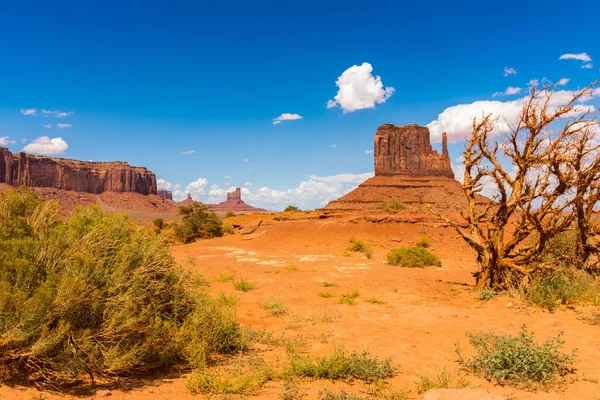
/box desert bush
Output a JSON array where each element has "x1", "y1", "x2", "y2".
[
  {"x1": 539, "y1": 230, "x2": 577, "y2": 266},
  {"x1": 377, "y1": 200, "x2": 408, "y2": 212},
  {"x1": 524, "y1": 269, "x2": 600, "y2": 310},
  {"x1": 479, "y1": 288, "x2": 497, "y2": 301},
  {"x1": 153, "y1": 217, "x2": 165, "y2": 231},
  {"x1": 319, "y1": 291, "x2": 333, "y2": 298},
  {"x1": 416, "y1": 236, "x2": 432, "y2": 248},
  {"x1": 234, "y1": 277, "x2": 255, "y2": 292},
  {"x1": 174, "y1": 203, "x2": 223, "y2": 243},
  {"x1": 386, "y1": 246, "x2": 441, "y2": 268},
  {"x1": 322, "y1": 281, "x2": 336, "y2": 287},
  {"x1": 225, "y1": 211, "x2": 236, "y2": 218},
  {"x1": 223, "y1": 223, "x2": 235, "y2": 235},
  {"x1": 457, "y1": 325, "x2": 576, "y2": 388},
  {"x1": 0, "y1": 189, "x2": 245, "y2": 384},
  {"x1": 318, "y1": 389, "x2": 365, "y2": 400},
  {"x1": 347, "y1": 237, "x2": 373, "y2": 259},
  {"x1": 339, "y1": 290, "x2": 360, "y2": 305},
  {"x1": 281, "y1": 379, "x2": 308, "y2": 400},
  {"x1": 417, "y1": 368, "x2": 468, "y2": 393},
  {"x1": 284, "y1": 205, "x2": 301, "y2": 212},
  {"x1": 263, "y1": 297, "x2": 286, "y2": 316},
  {"x1": 286, "y1": 346, "x2": 395, "y2": 383}
]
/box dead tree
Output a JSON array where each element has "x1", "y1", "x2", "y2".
[{"x1": 432, "y1": 80, "x2": 599, "y2": 289}]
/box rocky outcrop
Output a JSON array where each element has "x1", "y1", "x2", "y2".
[
  {"x1": 177, "y1": 193, "x2": 198, "y2": 206},
  {"x1": 208, "y1": 187, "x2": 269, "y2": 215},
  {"x1": 0, "y1": 147, "x2": 156, "y2": 195},
  {"x1": 157, "y1": 189, "x2": 173, "y2": 200},
  {"x1": 374, "y1": 124, "x2": 453, "y2": 178}
]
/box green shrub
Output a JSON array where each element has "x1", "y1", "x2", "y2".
[
  {"x1": 153, "y1": 217, "x2": 165, "y2": 231},
  {"x1": 318, "y1": 389, "x2": 365, "y2": 400},
  {"x1": 339, "y1": 290, "x2": 360, "y2": 305},
  {"x1": 417, "y1": 368, "x2": 468, "y2": 393},
  {"x1": 286, "y1": 346, "x2": 395, "y2": 383},
  {"x1": 457, "y1": 325, "x2": 576, "y2": 388},
  {"x1": 386, "y1": 247, "x2": 441, "y2": 268},
  {"x1": 234, "y1": 277, "x2": 255, "y2": 292},
  {"x1": 377, "y1": 200, "x2": 408, "y2": 212},
  {"x1": 225, "y1": 211, "x2": 236, "y2": 218},
  {"x1": 322, "y1": 281, "x2": 336, "y2": 287},
  {"x1": 479, "y1": 288, "x2": 497, "y2": 301},
  {"x1": 525, "y1": 269, "x2": 600, "y2": 310},
  {"x1": 284, "y1": 205, "x2": 302, "y2": 212},
  {"x1": 416, "y1": 237, "x2": 431, "y2": 248},
  {"x1": 262, "y1": 297, "x2": 286, "y2": 316},
  {"x1": 223, "y1": 223, "x2": 235, "y2": 235},
  {"x1": 0, "y1": 189, "x2": 245, "y2": 384},
  {"x1": 540, "y1": 230, "x2": 577, "y2": 266},
  {"x1": 174, "y1": 203, "x2": 223, "y2": 243},
  {"x1": 319, "y1": 291, "x2": 333, "y2": 298},
  {"x1": 347, "y1": 237, "x2": 373, "y2": 259}
]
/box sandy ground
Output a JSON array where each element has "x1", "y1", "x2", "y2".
[{"x1": 1, "y1": 215, "x2": 599, "y2": 400}]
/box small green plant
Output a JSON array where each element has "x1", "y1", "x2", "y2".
[
  {"x1": 386, "y1": 246, "x2": 441, "y2": 268},
  {"x1": 153, "y1": 217, "x2": 165, "y2": 231},
  {"x1": 263, "y1": 297, "x2": 286, "y2": 316},
  {"x1": 457, "y1": 325, "x2": 576, "y2": 388},
  {"x1": 284, "y1": 205, "x2": 302, "y2": 212},
  {"x1": 217, "y1": 291, "x2": 238, "y2": 306},
  {"x1": 581, "y1": 311, "x2": 600, "y2": 325},
  {"x1": 223, "y1": 223, "x2": 235, "y2": 235},
  {"x1": 319, "y1": 291, "x2": 333, "y2": 298},
  {"x1": 417, "y1": 368, "x2": 468, "y2": 393},
  {"x1": 416, "y1": 236, "x2": 432, "y2": 248},
  {"x1": 280, "y1": 379, "x2": 308, "y2": 400},
  {"x1": 365, "y1": 297, "x2": 386, "y2": 305},
  {"x1": 318, "y1": 389, "x2": 365, "y2": 400},
  {"x1": 225, "y1": 211, "x2": 236, "y2": 218},
  {"x1": 479, "y1": 288, "x2": 497, "y2": 301},
  {"x1": 287, "y1": 346, "x2": 395, "y2": 383},
  {"x1": 347, "y1": 237, "x2": 373, "y2": 259},
  {"x1": 339, "y1": 290, "x2": 360, "y2": 305},
  {"x1": 525, "y1": 269, "x2": 600, "y2": 310},
  {"x1": 322, "y1": 281, "x2": 336, "y2": 287},
  {"x1": 234, "y1": 277, "x2": 255, "y2": 292},
  {"x1": 215, "y1": 271, "x2": 236, "y2": 282},
  {"x1": 377, "y1": 200, "x2": 408, "y2": 212}
]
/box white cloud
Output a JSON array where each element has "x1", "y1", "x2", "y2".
[
  {"x1": 492, "y1": 86, "x2": 522, "y2": 97},
  {"x1": 224, "y1": 175, "x2": 232, "y2": 179},
  {"x1": 557, "y1": 78, "x2": 570, "y2": 86},
  {"x1": 57, "y1": 123, "x2": 72, "y2": 129},
  {"x1": 22, "y1": 136, "x2": 68, "y2": 155},
  {"x1": 20, "y1": 108, "x2": 37, "y2": 116},
  {"x1": 181, "y1": 150, "x2": 195, "y2": 155},
  {"x1": 157, "y1": 178, "x2": 172, "y2": 190},
  {"x1": 41, "y1": 109, "x2": 74, "y2": 118},
  {"x1": 331, "y1": 144, "x2": 337, "y2": 148},
  {"x1": 365, "y1": 150, "x2": 373, "y2": 154},
  {"x1": 327, "y1": 62, "x2": 394, "y2": 113},
  {"x1": 559, "y1": 52, "x2": 593, "y2": 69},
  {"x1": 273, "y1": 113, "x2": 303, "y2": 125},
  {"x1": 43, "y1": 124, "x2": 52, "y2": 129},
  {"x1": 0, "y1": 137, "x2": 11, "y2": 146},
  {"x1": 427, "y1": 88, "x2": 600, "y2": 143},
  {"x1": 244, "y1": 182, "x2": 252, "y2": 186},
  {"x1": 503, "y1": 66, "x2": 517, "y2": 76},
  {"x1": 172, "y1": 177, "x2": 208, "y2": 201}
]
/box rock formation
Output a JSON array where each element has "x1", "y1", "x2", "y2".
[
  {"x1": 157, "y1": 189, "x2": 173, "y2": 200},
  {"x1": 208, "y1": 188, "x2": 269, "y2": 215},
  {"x1": 374, "y1": 124, "x2": 453, "y2": 177},
  {"x1": 325, "y1": 124, "x2": 485, "y2": 213},
  {"x1": 177, "y1": 193, "x2": 198, "y2": 206},
  {"x1": 0, "y1": 147, "x2": 156, "y2": 195}
]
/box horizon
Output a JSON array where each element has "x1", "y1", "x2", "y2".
[{"x1": 1, "y1": 0, "x2": 599, "y2": 210}]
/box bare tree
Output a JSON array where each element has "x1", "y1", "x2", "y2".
[{"x1": 432, "y1": 79, "x2": 600, "y2": 289}]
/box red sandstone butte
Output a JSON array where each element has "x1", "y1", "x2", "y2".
[
  {"x1": 208, "y1": 188, "x2": 269, "y2": 215},
  {"x1": 157, "y1": 189, "x2": 173, "y2": 200},
  {"x1": 325, "y1": 124, "x2": 484, "y2": 213},
  {"x1": 0, "y1": 146, "x2": 156, "y2": 195}
]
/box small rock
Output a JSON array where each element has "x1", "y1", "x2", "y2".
[{"x1": 506, "y1": 302, "x2": 514, "y2": 308}]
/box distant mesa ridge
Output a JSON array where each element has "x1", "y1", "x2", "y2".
[
  {"x1": 157, "y1": 189, "x2": 173, "y2": 200},
  {"x1": 177, "y1": 187, "x2": 268, "y2": 214},
  {"x1": 0, "y1": 146, "x2": 157, "y2": 195}
]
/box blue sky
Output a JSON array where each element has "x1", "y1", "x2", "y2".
[{"x1": 1, "y1": 0, "x2": 599, "y2": 209}]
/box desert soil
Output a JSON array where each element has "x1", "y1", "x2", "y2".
[{"x1": 1, "y1": 213, "x2": 599, "y2": 400}]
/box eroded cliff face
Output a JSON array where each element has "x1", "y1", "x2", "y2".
[
  {"x1": 374, "y1": 124, "x2": 453, "y2": 178},
  {"x1": 0, "y1": 147, "x2": 157, "y2": 195},
  {"x1": 157, "y1": 189, "x2": 173, "y2": 200}
]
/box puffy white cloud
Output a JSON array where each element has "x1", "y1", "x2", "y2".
[
  {"x1": 427, "y1": 88, "x2": 600, "y2": 143},
  {"x1": 41, "y1": 109, "x2": 74, "y2": 118},
  {"x1": 559, "y1": 52, "x2": 593, "y2": 69},
  {"x1": 492, "y1": 86, "x2": 522, "y2": 97},
  {"x1": 43, "y1": 124, "x2": 52, "y2": 129},
  {"x1": 503, "y1": 66, "x2": 517, "y2": 76},
  {"x1": 327, "y1": 62, "x2": 394, "y2": 113},
  {"x1": 57, "y1": 123, "x2": 72, "y2": 129},
  {"x1": 20, "y1": 108, "x2": 37, "y2": 116},
  {"x1": 557, "y1": 78, "x2": 570, "y2": 86},
  {"x1": 22, "y1": 136, "x2": 68, "y2": 155},
  {"x1": 181, "y1": 150, "x2": 195, "y2": 155},
  {"x1": 157, "y1": 178, "x2": 172, "y2": 190},
  {"x1": 172, "y1": 177, "x2": 209, "y2": 201},
  {"x1": 273, "y1": 113, "x2": 302, "y2": 125},
  {"x1": 0, "y1": 137, "x2": 12, "y2": 146}
]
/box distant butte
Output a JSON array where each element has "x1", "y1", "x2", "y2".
[
  {"x1": 325, "y1": 124, "x2": 482, "y2": 213},
  {"x1": 208, "y1": 188, "x2": 269, "y2": 215}
]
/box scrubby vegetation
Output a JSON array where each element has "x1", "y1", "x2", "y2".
[
  {"x1": 339, "y1": 290, "x2": 360, "y2": 305},
  {"x1": 457, "y1": 325, "x2": 576, "y2": 388},
  {"x1": 386, "y1": 246, "x2": 441, "y2": 268},
  {"x1": 0, "y1": 188, "x2": 245, "y2": 385},
  {"x1": 417, "y1": 368, "x2": 468, "y2": 393},
  {"x1": 524, "y1": 269, "x2": 600, "y2": 310},
  {"x1": 234, "y1": 277, "x2": 255, "y2": 292},
  {"x1": 284, "y1": 205, "x2": 302, "y2": 212},
  {"x1": 262, "y1": 297, "x2": 286, "y2": 316},
  {"x1": 347, "y1": 237, "x2": 373, "y2": 259},
  {"x1": 174, "y1": 203, "x2": 223, "y2": 243},
  {"x1": 377, "y1": 200, "x2": 408, "y2": 212},
  {"x1": 478, "y1": 288, "x2": 497, "y2": 301},
  {"x1": 416, "y1": 236, "x2": 431, "y2": 248},
  {"x1": 225, "y1": 211, "x2": 236, "y2": 218},
  {"x1": 153, "y1": 217, "x2": 165, "y2": 231}
]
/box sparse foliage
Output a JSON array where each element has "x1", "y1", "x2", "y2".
[
  {"x1": 377, "y1": 200, "x2": 408, "y2": 212},
  {"x1": 386, "y1": 247, "x2": 441, "y2": 268},
  {"x1": 432, "y1": 80, "x2": 600, "y2": 289},
  {"x1": 174, "y1": 203, "x2": 223, "y2": 243},
  {"x1": 348, "y1": 237, "x2": 373, "y2": 259},
  {"x1": 284, "y1": 205, "x2": 302, "y2": 212},
  {"x1": 153, "y1": 217, "x2": 165, "y2": 231}
]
